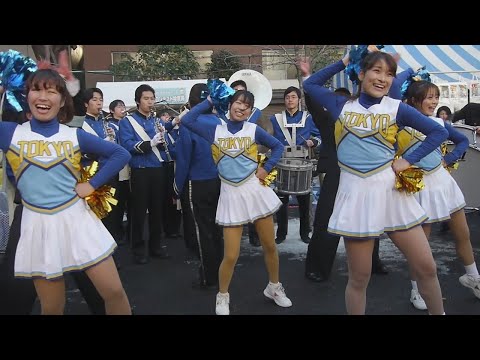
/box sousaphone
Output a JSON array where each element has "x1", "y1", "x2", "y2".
[{"x1": 228, "y1": 69, "x2": 273, "y2": 110}]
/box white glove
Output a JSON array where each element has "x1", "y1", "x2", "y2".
[
  {"x1": 150, "y1": 132, "x2": 163, "y2": 147},
  {"x1": 66, "y1": 78, "x2": 81, "y2": 97},
  {"x1": 103, "y1": 136, "x2": 115, "y2": 142}
]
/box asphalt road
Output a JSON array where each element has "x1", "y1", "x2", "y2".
[{"x1": 29, "y1": 209, "x2": 480, "y2": 316}]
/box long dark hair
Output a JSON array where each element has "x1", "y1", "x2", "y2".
[{"x1": 25, "y1": 69, "x2": 74, "y2": 124}]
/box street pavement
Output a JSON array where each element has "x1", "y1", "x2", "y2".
[{"x1": 34, "y1": 209, "x2": 480, "y2": 316}]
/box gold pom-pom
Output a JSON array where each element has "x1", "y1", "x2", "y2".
[
  {"x1": 394, "y1": 156, "x2": 425, "y2": 194},
  {"x1": 257, "y1": 154, "x2": 277, "y2": 187},
  {"x1": 440, "y1": 143, "x2": 460, "y2": 173},
  {"x1": 79, "y1": 161, "x2": 118, "y2": 219}
]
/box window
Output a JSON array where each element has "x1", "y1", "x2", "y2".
[
  {"x1": 262, "y1": 49, "x2": 297, "y2": 80},
  {"x1": 111, "y1": 52, "x2": 139, "y2": 64},
  {"x1": 193, "y1": 50, "x2": 213, "y2": 77}
]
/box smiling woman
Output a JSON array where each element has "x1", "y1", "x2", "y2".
[
  {"x1": 0, "y1": 68, "x2": 132, "y2": 315},
  {"x1": 181, "y1": 89, "x2": 293, "y2": 316},
  {"x1": 303, "y1": 49, "x2": 449, "y2": 315}
]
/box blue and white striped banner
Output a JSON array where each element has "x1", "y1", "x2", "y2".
[{"x1": 333, "y1": 45, "x2": 480, "y2": 92}]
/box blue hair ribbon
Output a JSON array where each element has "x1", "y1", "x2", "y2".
[
  {"x1": 400, "y1": 66, "x2": 431, "y2": 99},
  {"x1": 345, "y1": 45, "x2": 384, "y2": 85}
]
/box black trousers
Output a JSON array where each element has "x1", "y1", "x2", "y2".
[
  {"x1": 101, "y1": 177, "x2": 124, "y2": 242},
  {"x1": 180, "y1": 184, "x2": 199, "y2": 253},
  {"x1": 109, "y1": 179, "x2": 130, "y2": 243},
  {"x1": 162, "y1": 162, "x2": 181, "y2": 236},
  {"x1": 0, "y1": 204, "x2": 105, "y2": 315},
  {"x1": 191, "y1": 178, "x2": 223, "y2": 285},
  {"x1": 305, "y1": 166, "x2": 341, "y2": 277},
  {"x1": 276, "y1": 193, "x2": 311, "y2": 239},
  {"x1": 130, "y1": 167, "x2": 167, "y2": 256}
]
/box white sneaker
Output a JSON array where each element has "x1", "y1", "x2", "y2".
[
  {"x1": 215, "y1": 292, "x2": 230, "y2": 315},
  {"x1": 263, "y1": 282, "x2": 293, "y2": 308},
  {"x1": 410, "y1": 289, "x2": 427, "y2": 310},
  {"x1": 459, "y1": 274, "x2": 480, "y2": 299}
]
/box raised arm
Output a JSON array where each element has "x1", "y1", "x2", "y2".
[
  {"x1": 180, "y1": 99, "x2": 217, "y2": 144},
  {"x1": 303, "y1": 59, "x2": 350, "y2": 119}
]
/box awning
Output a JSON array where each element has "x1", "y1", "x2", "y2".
[{"x1": 332, "y1": 45, "x2": 480, "y2": 93}]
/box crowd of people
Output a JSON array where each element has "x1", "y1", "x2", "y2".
[{"x1": 0, "y1": 47, "x2": 479, "y2": 315}]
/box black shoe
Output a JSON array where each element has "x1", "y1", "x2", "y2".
[
  {"x1": 249, "y1": 237, "x2": 261, "y2": 247},
  {"x1": 301, "y1": 235, "x2": 311, "y2": 244},
  {"x1": 134, "y1": 255, "x2": 149, "y2": 265},
  {"x1": 275, "y1": 236, "x2": 286, "y2": 244},
  {"x1": 371, "y1": 261, "x2": 389, "y2": 275},
  {"x1": 305, "y1": 271, "x2": 327, "y2": 282}
]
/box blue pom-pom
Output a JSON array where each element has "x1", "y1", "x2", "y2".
[
  {"x1": 207, "y1": 79, "x2": 235, "y2": 116},
  {"x1": 345, "y1": 45, "x2": 385, "y2": 85},
  {"x1": 400, "y1": 66, "x2": 431, "y2": 99},
  {"x1": 0, "y1": 49, "x2": 38, "y2": 113}
]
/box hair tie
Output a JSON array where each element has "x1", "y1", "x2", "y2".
[
  {"x1": 345, "y1": 45, "x2": 384, "y2": 85},
  {"x1": 400, "y1": 66, "x2": 431, "y2": 99}
]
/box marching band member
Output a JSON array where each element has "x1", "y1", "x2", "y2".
[
  {"x1": 174, "y1": 83, "x2": 223, "y2": 290},
  {"x1": 0, "y1": 68, "x2": 131, "y2": 314},
  {"x1": 270, "y1": 86, "x2": 321, "y2": 244},
  {"x1": 181, "y1": 89, "x2": 292, "y2": 315},
  {"x1": 395, "y1": 80, "x2": 480, "y2": 308},
  {"x1": 160, "y1": 111, "x2": 182, "y2": 239},
  {"x1": 303, "y1": 50, "x2": 448, "y2": 315},
  {"x1": 118, "y1": 84, "x2": 172, "y2": 264},
  {"x1": 79, "y1": 89, "x2": 124, "y2": 261},
  {"x1": 107, "y1": 99, "x2": 130, "y2": 246}
]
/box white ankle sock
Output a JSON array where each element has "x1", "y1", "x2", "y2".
[
  {"x1": 411, "y1": 280, "x2": 418, "y2": 291},
  {"x1": 464, "y1": 262, "x2": 480, "y2": 279}
]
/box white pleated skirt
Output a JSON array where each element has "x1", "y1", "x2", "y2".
[
  {"x1": 15, "y1": 199, "x2": 117, "y2": 280},
  {"x1": 216, "y1": 175, "x2": 282, "y2": 226},
  {"x1": 328, "y1": 167, "x2": 428, "y2": 238},
  {"x1": 414, "y1": 166, "x2": 465, "y2": 223}
]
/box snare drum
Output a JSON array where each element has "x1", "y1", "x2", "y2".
[
  {"x1": 275, "y1": 158, "x2": 313, "y2": 195},
  {"x1": 447, "y1": 144, "x2": 480, "y2": 208},
  {"x1": 452, "y1": 123, "x2": 479, "y2": 146}
]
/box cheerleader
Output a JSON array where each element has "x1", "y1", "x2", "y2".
[
  {"x1": 397, "y1": 80, "x2": 479, "y2": 309},
  {"x1": 303, "y1": 51, "x2": 448, "y2": 315},
  {"x1": 0, "y1": 69, "x2": 131, "y2": 315},
  {"x1": 181, "y1": 90, "x2": 292, "y2": 315}
]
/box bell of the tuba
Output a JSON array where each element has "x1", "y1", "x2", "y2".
[{"x1": 227, "y1": 69, "x2": 273, "y2": 110}]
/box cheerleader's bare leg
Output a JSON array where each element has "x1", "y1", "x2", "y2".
[
  {"x1": 344, "y1": 238, "x2": 375, "y2": 315},
  {"x1": 448, "y1": 209, "x2": 475, "y2": 266},
  {"x1": 33, "y1": 278, "x2": 66, "y2": 315},
  {"x1": 389, "y1": 226, "x2": 444, "y2": 315},
  {"x1": 85, "y1": 256, "x2": 131, "y2": 315}
]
